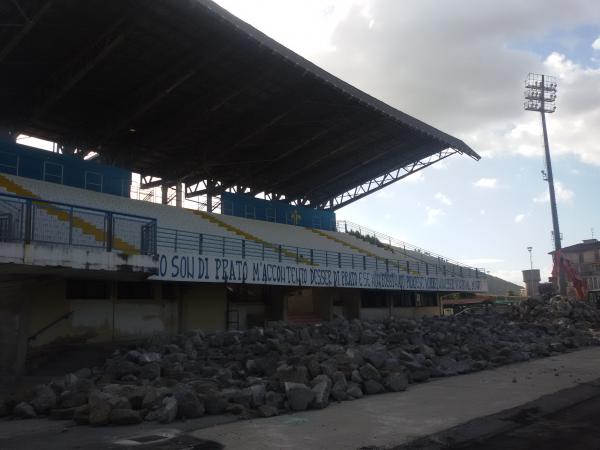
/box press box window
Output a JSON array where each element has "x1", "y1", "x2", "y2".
[
  {"x1": 312, "y1": 215, "x2": 322, "y2": 229},
  {"x1": 0, "y1": 151, "x2": 18, "y2": 175},
  {"x1": 244, "y1": 204, "x2": 256, "y2": 219},
  {"x1": 43, "y1": 161, "x2": 63, "y2": 184},
  {"x1": 221, "y1": 201, "x2": 234, "y2": 215},
  {"x1": 85, "y1": 171, "x2": 103, "y2": 192}
]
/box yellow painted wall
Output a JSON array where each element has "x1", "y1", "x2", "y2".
[
  {"x1": 28, "y1": 280, "x2": 180, "y2": 347},
  {"x1": 23, "y1": 276, "x2": 442, "y2": 346},
  {"x1": 28, "y1": 279, "x2": 69, "y2": 347},
  {"x1": 69, "y1": 298, "x2": 113, "y2": 343},
  {"x1": 114, "y1": 298, "x2": 178, "y2": 340},
  {"x1": 181, "y1": 284, "x2": 227, "y2": 332},
  {"x1": 286, "y1": 289, "x2": 313, "y2": 314}
]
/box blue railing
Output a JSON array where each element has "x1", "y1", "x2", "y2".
[
  {"x1": 0, "y1": 193, "x2": 156, "y2": 255},
  {"x1": 337, "y1": 219, "x2": 486, "y2": 274},
  {"x1": 0, "y1": 192, "x2": 483, "y2": 279},
  {"x1": 155, "y1": 227, "x2": 484, "y2": 279}
]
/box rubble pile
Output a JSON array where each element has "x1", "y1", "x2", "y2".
[
  {"x1": 512, "y1": 296, "x2": 600, "y2": 327},
  {"x1": 3, "y1": 299, "x2": 599, "y2": 426}
]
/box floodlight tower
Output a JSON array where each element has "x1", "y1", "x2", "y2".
[{"x1": 524, "y1": 73, "x2": 565, "y2": 295}]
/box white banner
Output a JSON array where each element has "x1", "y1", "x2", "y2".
[{"x1": 150, "y1": 253, "x2": 487, "y2": 292}]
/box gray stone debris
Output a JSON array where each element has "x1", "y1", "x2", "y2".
[
  {"x1": 31, "y1": 384, "x2": 57, "y2": 414},
  {"x1": 2, "y1": 296, "x2": 598, "y2": 426},
  {"x1": 109, "y1": 408, "x2": 142, "y2": 425},
  {"x1": 285, "y1": 382, "x2": 315, "y2": 411},
  {"x1": 14, "y1": 402, "x2": 36, "y2": 419},
  {"x1": 311, "y1": 381, "x2": 331, "y2": 409},
  {"x1": 384, "y1": 372, "x2": 408, "y2": 392}
]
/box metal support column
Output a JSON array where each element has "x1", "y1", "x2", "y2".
[{"x1": 540, "y1": 75, "x2": 565, "y2": 295}]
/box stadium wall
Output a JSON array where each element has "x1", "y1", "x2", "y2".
[
  {"x1": 0, "y1": 139, "x2": 131, "y2": 197},
  {"x1": 181, "y1": 284, "x2": 227, "y2": 332},
  {"x1": 1, "y1": 275, "x2": 447, "y2": 379},
  {"x1": 221, "y1": 192, "x2": 336, "y2": 231}
]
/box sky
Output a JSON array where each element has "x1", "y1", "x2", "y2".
[{"x1": 211, "y1": 0, "x2": 600, "y2": 285}]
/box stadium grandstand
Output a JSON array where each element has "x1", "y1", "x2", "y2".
[{"x1": 0, "y1": 0, "x2": 486, "y2": 378}]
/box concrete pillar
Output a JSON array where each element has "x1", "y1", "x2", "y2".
[
  {"x1": 313, "y1": 288, "x2": 333, "y2": 321},
  {"x1": 109, "y1": 281, "x2": 117, "y2": 342},
  {"x1": 175, "y1": 182, "x2": 182, "y2": 208},
  {"x1": 161, "y1": 185, "x2": 169, "y2": 205},
  {"x1": 341, "y1": 289, "x2": 360, "y2": 319},
  {"x1": 0, "y1": 279, "x2": 32, "y2": 383},
  {"x1": 522, "y1": 269, "x2": 541, "y2": 298}
]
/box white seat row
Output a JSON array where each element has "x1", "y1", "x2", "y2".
[
  {"x1": 0, "y1": 174, "x2": 238, "y2": 239},
  {"x1": 323, "y1": 230, "x2": 467, "y2": 273},
  {"x1": 0, "y1": 174, "x2": 474, "y2": 275},
  {"x1": 210, "y1": 213, "x2": 353, "y2": 255}
]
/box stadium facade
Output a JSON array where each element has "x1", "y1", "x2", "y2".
[{"x1": 0, "y1": 0, "x2": 485, "y2": 380}]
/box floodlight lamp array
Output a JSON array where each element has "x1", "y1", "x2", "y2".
[{"x1": 524, "y1": 73, "x2": 558, "y2": 113}]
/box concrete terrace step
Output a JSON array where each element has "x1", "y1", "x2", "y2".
[
  {"x1": 0, "y1": 174, "x2": 138, "y2": 254},
  {"x1": 311, "y1": 228, "x2": 418, "y2": 275},
  {"x1": 194, "y1": 210, "x2": 313, "y2": 265}
]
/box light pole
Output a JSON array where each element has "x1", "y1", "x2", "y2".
[
  {"x1": 524, "y1": 73, "x2": 565, "y2": 295},
  {"x1": 527, "y1": 246, "x2": 533, "y2": 271}
]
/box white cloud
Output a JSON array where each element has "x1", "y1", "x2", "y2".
[
  {"x1": 480, "y1": 209, "x2": 486, "y2": 215},
  {"x1": 321, "y1": 4, "x2": 600, "y2": 167},
  {"x1": 214, "y1": 0, "x2": 370, "y2": 56},
  {"x1": 434, "y1": 192, "x2": 452, "y2": 206},
  {"x1": 514, "y1": 213, "x2": 525, "y2": 223},
  {"x1": 215, "y1": 1, "x2": 600, "y2": 167},
  {"x1": 376, "y1": 189, "x2": 395, "y2": 199},
  {"x1": 473, "y1": 178, "x2": 497, "y2": 188},
  {"x1": 217, "y1": 0, "x2": 600, "y2": 168},
  {"x1": 533, "y1": 181, "x2": 574, "y2": 203},
  {"x1": 425, "y1": 207, "x2": 443, "y2": 225},
  {"x1": 404, "y1": 171, "x2": 425, "y2": 183}
]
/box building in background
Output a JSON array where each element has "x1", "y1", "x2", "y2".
[
  {"x1": 552, "y1": 239, "x2": 600, "y2": 304},
  {"x1": 522, "y1": 269, "x2": 541, "y2": 298}
]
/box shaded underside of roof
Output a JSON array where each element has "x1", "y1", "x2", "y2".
[{"x1": 0, "y1": 0, "x2": 479, "y2": 207}]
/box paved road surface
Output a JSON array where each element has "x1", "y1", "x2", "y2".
[{"x1": 460, "y1": 394, "x2": 600, "y2": 450}]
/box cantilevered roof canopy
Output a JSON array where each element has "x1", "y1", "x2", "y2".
[{"x1": 0, "y1": 0, "x2": 479, "y2": 209}]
